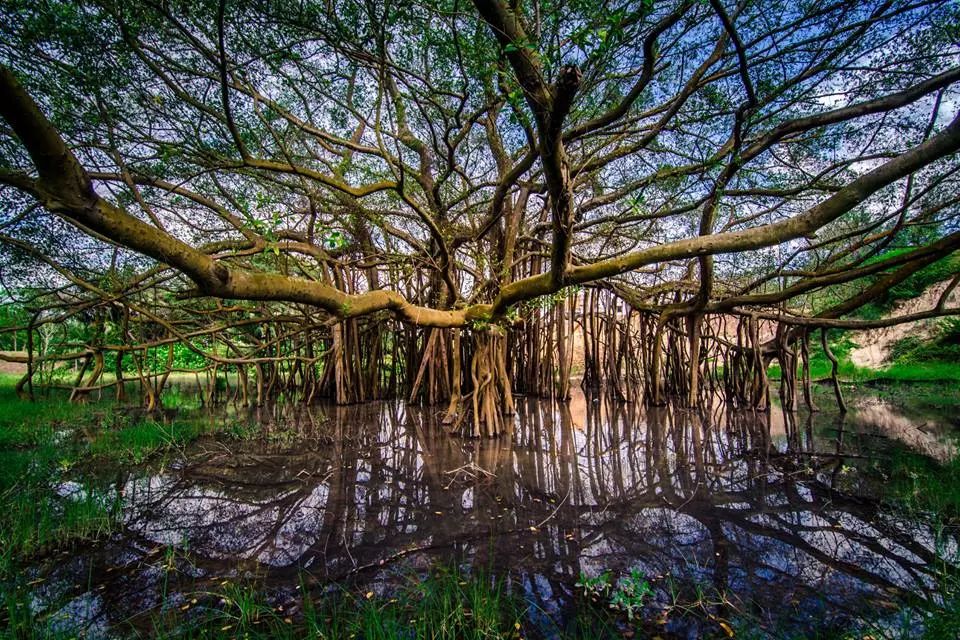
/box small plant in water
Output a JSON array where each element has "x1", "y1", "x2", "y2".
[
  {"x1": 575, "y1": 570, "x2": 612, "y2": 601},
  {"x1": 577, "y1": 568, "x2": 653, "y2": 621},
  {"x1": 610, "y1": 569, "x2": 653, "y2": 620}
]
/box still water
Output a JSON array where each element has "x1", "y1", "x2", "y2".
[{"x1": 29, "y1": 389, "x2": 959, "y2": 638}]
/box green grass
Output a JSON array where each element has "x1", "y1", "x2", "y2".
[
  {"x1": 864, "y1": 444, "x2": 960, "y2": 639},
  {"x1": 138, "y1": 567, "x2": 536, "y2": 640},
  {"x1": 88, "y1": 417, "x2": 212, "y2": 464},
  {"x1": 0, "y1": 377, "x2": 218, "y2": 583},
  {"x1": 866, "y1": 361, "x2": 960, "y2": 383},
  {"x1": 0, "y1": 381, "x2": 113, "y2": 578},
  {"x1": 133, "y1": 564, "x2": 626, "y2": 640},
  {"x1": 766, "y1": 334, "x2": 960, "y2": 385}
]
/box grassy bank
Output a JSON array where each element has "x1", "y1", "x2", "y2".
[
  {"x1": 767, "y1": 334, "x2": 960, "y2": 385},
  {"x1": 869, "y1": 445, "x2": 960, "y2": 639},
  {"x1": 0, "y1": 375, "x2": 221, "y2": 583}
]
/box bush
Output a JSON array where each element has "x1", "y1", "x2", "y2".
[
  {"x1": 887, "y1": 317, "x2": 960, "y2": 365},
  {"x1": 848, "y1": 250, "x2": 960, "y2": 319}
]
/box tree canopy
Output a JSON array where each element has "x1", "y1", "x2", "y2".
[
  {"x1": 1, "y1": 0, "x2": 957, "y2": 320},
  {"x1": 1, "y1": 0, "x2": 960, "y2": 422}
]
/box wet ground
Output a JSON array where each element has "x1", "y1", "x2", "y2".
[{"x1": 24, "y1": 388, "x2": 960, "y2": 638}]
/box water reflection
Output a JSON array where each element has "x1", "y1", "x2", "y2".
[{"x1": 35, "y1": 393, "x2": 958, "y2": 637}]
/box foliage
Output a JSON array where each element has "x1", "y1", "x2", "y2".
[
  {"x1": 0, "y1": 303, "x2": 28, "y2": 351},
  {"x1": 575, "y1": 570, "x2": 612, "y2": 600},
  {"x1": 887, "y1": 316, "x2": 960, "y2": 365},
  {"x1": 576, "y1": 568, "x2": 653, "y2": 622},
  {"x1": 608, "y1": 569, "x2": 654, "y2": 621},
  {"x1": 767, "y1": 332, "x2": 960, "y2": 384},
  {"x1": 850, "y1": 251, "x2": 960, "y2": 321},
  {"x1": 0, "y1": 0, "x2": 957, "y2": 352}
]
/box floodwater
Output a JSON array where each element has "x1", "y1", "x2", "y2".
[{"x1": 26, "y1": 388, "x2": 960, "y2": 638}]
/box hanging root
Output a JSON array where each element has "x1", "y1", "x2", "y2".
[{"x1": 440, "y1": 330, "x2": 513, "y2": 437}]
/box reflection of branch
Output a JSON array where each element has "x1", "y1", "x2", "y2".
[
  {"x1": 535, "y1": 487, "x2": 570, "y2": 528},
  {"x1": 88, "y1": 397, "x2": 955, "y2": 634}
]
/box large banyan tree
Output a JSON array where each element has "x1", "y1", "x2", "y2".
[{"x1": 1, "y1": 0, "x2": 959, "y2": 432}]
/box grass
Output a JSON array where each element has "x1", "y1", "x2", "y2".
[
  {"x1": 0, "y1": 376, "x2": 218, "y2": 584},
  {"x1": 88, "y1": 417, "x2": 212, "y2": 464},
  {"x1": 135, "y1": 564, "x2": 626, "y2": 640},
  {"x1": 868, "y1": 444, "x2": 960, "y2": 640},
  {"x1": 866, "y1": 361, "x2": 960, "y2": 383},
  {"x1": 129, "y1": 567, "x2": 531, "y2": 639},
  {"x1": 766, "y1": 334, "x2": 960, "y2": 385}
]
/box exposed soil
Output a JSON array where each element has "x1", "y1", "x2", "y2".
[
  {"x1": 0, "y1": 351, "x2": 27, "y2": 375},
  {"x1": 849, "y1": 281, "x2": 959, "y2": 368}
]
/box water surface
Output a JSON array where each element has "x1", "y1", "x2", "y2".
[{"x1": 29, "y1": 389, "x2": 960, "y2": 638}]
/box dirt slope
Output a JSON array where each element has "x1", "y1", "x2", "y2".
[{"x1": 849, "y1": 280, "x2": 959, "y2": 368}]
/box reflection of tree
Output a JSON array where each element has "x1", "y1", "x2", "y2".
[{"x1": 56, "y1": 398, "x2": 955, "y2": 634}]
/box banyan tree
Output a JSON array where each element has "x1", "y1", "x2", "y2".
[{"x1": 1, "y1": 0, "x2": 959, "y2": 433}]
